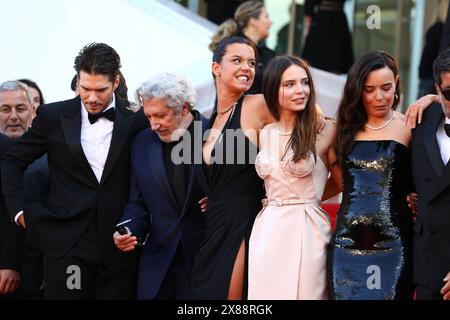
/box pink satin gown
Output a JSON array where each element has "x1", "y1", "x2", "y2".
[{"x1": 248, "y1": 134, "x2": 331, "y2": 300}]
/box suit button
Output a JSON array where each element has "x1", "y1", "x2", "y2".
[{"x1": 429, "y1": 227, "x2": 436, "y2": 234}]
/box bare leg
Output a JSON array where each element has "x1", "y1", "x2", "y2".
[{"x1": 227, "y1": 240, "x2": 245, "y2": 300}]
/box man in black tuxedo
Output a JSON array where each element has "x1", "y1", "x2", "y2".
[
  {"x1": 1, "y1": 43, "x2": 148, "y2": 299},
  {"x1": 0, "y1": 132, "x2": 16, "y2": 295},
  {"x1": 113, "y1": 73, "x2": 208, "y2": 299},
  {"x1": 412, "y1": 48, "x2": 450, "y2": 300},
  {"x1": 0, "y1": 81, "x2": 48, "y2": 300}
]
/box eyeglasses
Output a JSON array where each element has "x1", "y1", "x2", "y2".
[{"x1": 439, "y1": 86, "x2": 450, "y2": 101}]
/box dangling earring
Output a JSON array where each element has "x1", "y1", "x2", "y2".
[{"x1": 394, "y1": 92, "x2": 399, "y2": 100}]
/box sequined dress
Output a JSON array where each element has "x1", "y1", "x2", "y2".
[
  {"x1": 328, "y1": 140, "x2": 414, "y2": 300},
  {"x1": 248, "y1": 133, "x2": 331, "y2": 300}
]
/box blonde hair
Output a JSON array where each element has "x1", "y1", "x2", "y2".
[
  {"x1": 437, "y1": 0, "x2": 449, "y2": 22},
  {"x1": 209, "y1": 1, "x2": 264, "y2": 51}
]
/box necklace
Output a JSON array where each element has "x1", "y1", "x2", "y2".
[
  {"x1": 365, "y1": 112, "x2": 395, "y2": 130},
  {"x1": 218, "y1": 103, "x2": 238, "y2": 144},
  {"x1": 217, "y1": 102, "x2": 237, "y2": 115},
  {"x1": 275, "y1": 123, "x2": 292, "y2": 136}
]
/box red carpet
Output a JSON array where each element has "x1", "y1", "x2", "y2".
[{"x1": 321, "y1": 203, "x2": 340, "y2": 230}]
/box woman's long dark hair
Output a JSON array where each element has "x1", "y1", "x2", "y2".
[
  {"x1": 334, "y1": 50, "x2": 400, "y2": 166},
  {"x1": 262, "y1": 55, "x2": 318, "y2": 163}
]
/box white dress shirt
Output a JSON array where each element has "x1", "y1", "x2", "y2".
[
  {"x1": 15, "y1": 96, "x2": 116, "y2": 224},
  {"x1": 436, "y1": 116, "x2": 450, "y2": 166},
  {"x1": 80, "y1": 96, "x2": 115, "y2": 183}
]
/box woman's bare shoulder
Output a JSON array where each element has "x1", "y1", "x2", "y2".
[
  {"x1": 244, "y1": 94, "x2": 265, "y2": 109},
  {"x1": 243, "y1": 94, "x2": 274, "y2": 127},
  {"x1": 325, "y1": 117, "x2": 337, "y2": 127},
  {"x1": 393, "y1": 110, "x2": 405, "y2": 121},
  {"x1": 390, "y1": 115, "x2": 412, "y2": 145},
  {"x1": 261, "y1": 122, "x2": 276, "y2": 131},
  {"x1": 392, "y1": 114, "x2": 409, "y2": 131},
  {"x1": 322, "y1": 118, "x2": 337, "y2": 135}
]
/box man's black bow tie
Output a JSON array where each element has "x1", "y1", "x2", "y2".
[
  {"x1": 445, "y1": 123, "x2": 450, "y2": 138},
  {"x1": 88, "y1": 108, "x2": 115, "y2": 124}
]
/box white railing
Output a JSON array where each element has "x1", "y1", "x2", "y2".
[
  {"x1": 0, "y1": 0, "x2": 217, "y2": 112},
  {"x1": 310, "y1": 68, "x2": 346, "y2": 119}
]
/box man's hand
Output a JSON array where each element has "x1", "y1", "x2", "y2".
[
  {"x1": 441, "y1": 271, "x2": 450, "y2": 300},
  {"x1": 404, "y1": 94, "x2": 439, "y2": 129},
  {"x1": 18, "y1": 214, "x2": 26, "y2": 228},
  {"x1": 113, "y1": 232, "x2": 138, "y2": 252},
  {"x1": 406, "y1": 193, "x2": 418, "y2": 216},
  {"x1": 199, "y1": 197, "x2": 208, "y2": 213},
  {"x1": 0, "y1": 269, "x2": 20, "y2": 295}
]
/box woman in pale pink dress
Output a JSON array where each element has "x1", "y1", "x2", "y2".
[{"x1": 248, "y1": 56, "x2": 339, "y2": 299}]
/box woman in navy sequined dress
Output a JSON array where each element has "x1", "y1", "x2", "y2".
[{"x1": 328, "y1": 51, "x2": 415, "y2": 299}]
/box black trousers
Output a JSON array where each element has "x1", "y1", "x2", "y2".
[
  {"x1": 416, "y1": 286, "x2": 444, "y2": 300},
  {"x1": 43, "y1": 219, "x2": 136, "y2": 300},
  {"x1": 1, "y1": 244, "x2": 43, "y2": 300},
  {"x1": 153, "y1": 244, "x2": 193, "y2": 300}
]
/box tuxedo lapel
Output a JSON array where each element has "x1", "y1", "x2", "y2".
[
  {"x1": 424, "y1": 108, "x2": 445, "y2": 178},
  {"x1": 423, "y1": 105, "x2": 450, "y2": 201},
  {"x1": 100, "y1": 104, "x2": 133, "y2": 185},
  {"x1": 60, "y1": 98, "x2": 98, "y2": 185},
  {"x1": 148, "y1": 134, "x2": 179, "y2": 212},
  {"x1": 433, "y1": 161, "x2": 450, "y2": 201}
]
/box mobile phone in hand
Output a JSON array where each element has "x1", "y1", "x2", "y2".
[{"x1": 115, "y1": 225, "x2": 131, "y2": 236}]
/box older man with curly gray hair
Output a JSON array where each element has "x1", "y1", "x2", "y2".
[
  {"x1": 114, "y1": 73, "x2": 209, "y2": 300},
  {"x1": 135, "y1": 73, "x2": 197, "y2": 143}
]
